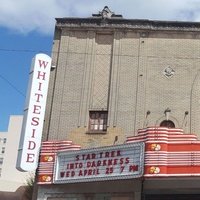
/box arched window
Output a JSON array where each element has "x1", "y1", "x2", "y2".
[{"x1": 160, "y1": 120, "x2": 175, "y2": 128}]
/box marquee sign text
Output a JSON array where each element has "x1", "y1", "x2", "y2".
[{"x1": 54, "y1": 143, "x2": 144, "y2": 183}]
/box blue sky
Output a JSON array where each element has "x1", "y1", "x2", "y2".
[
  {"x1": 0, "y1": 0, "x2": 199, "y2": 131},
  {"x1": 0, "y1": 28, "x2": 53, "y2": 130}
]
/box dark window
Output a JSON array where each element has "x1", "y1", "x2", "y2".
[
  {"x1": 146, "y1": 194, "x2": 200, "y2": 200},
  {"x1": 89, "y1": 111, "x2": 108, "y2": 131},
  {"x1": 160, "y1": 120, "x2": 175, "y2": 128},
  {"x1": 1, "y1": 147, "x2": 5, "y2": 154}
]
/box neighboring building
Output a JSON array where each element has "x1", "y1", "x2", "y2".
[
  {"x1": 0, "y1": 115, "x2": 30, "y2": 192},
  {"x1": 31, "y1": 6, "x2": 200, "y2": 200},
  {"x1": 0, "y1": 132, "x2": 6, "y2": 178}
]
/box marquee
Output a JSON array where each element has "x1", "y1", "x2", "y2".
[{"x1": 54, "y1": 142, "x2": 144, "y2": 183}]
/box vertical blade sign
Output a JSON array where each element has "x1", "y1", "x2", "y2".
[{"x1": 16, "y1": 53, "x2": 52, "y2": 172}]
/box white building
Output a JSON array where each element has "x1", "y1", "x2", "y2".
[
  {"x1": 0, "y1": 132, "x2": 6, "y2": 177},
  {"x1": 0, "y1": 115, "x2": 32, "y2": 192}
]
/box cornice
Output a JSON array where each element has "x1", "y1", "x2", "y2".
[{"x1": 55, "y1": 17, "x2": 200, "y2": 32}]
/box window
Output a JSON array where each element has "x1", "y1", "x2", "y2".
[
  {"x1": 0, "y1": 138, "x2": 6, "y2": 143},
  {"x1": 0, "y1": 158, "x2": 3, "y2": 165},
  {"x1": 1, "y1": 147, "x2": 5, "y2": 154},
  {"x1": 89, "y1": 111, "x2": 108, "y2": 131},
  {"x1": 160, "y1": 120, "x2": 175, "y2": 128}
]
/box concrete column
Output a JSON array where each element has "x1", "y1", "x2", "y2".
[{"x1": 108, "y1": 31, "x2": 122, "y2": 127}]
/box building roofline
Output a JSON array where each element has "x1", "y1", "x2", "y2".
[{"x1": 55, "y1": 17, "x2": 200, "y2": 32}]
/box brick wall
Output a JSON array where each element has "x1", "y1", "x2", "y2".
[{"x1": 43, "y1": 27, "x2": 200, "y2": 147}]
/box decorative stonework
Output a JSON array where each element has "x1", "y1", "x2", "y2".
[
  {"x1": 90, "y1": 34, "x2": 112, "y2": 109},
  {"x1": 56, "y1": 17, "x2": 200, "y2": 32},
  {"x1": 92, "y1": 6, "x2": 123, "y2": 19},
  {"x1": 99, "y1": 6, "x2": 114, "y2": 19},
  {"x1": 163, "y1": 66, "x2": 175, "y2": 78}
]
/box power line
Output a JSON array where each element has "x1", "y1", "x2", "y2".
[
  {"x1": 0, "y1": 46, "x2": 199, "y2": 99},
  {"x1": 0, "y1": 74, "x2": 25, "y2": 97},
  {"x1": 0, "y1": 47, "x2": 200, "y2": 60},
  {"x1": 0, "y1": 48, "x2": 50, "y2": 54}
]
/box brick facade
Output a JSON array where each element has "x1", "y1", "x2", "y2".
[
  {"x1": 43, "y1": 13, "x2": 200, "y2": 148},
  {"x1": 36, "y1": 7, "x2": 200, "y2": 200}
]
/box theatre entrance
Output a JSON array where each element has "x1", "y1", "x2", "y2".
[{"x1": 144, "y1": 194, "x2": 200, "y2": 200}]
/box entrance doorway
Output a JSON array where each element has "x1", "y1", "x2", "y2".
[{"x1": 145, "y1": 194, "x2": 200, "y2": 200}]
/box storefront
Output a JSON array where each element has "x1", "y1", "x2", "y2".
[
  {"x1": 35, "y1": 127, "x2": 200, "y2": 200},
  {"x1": 16, "y1": 7, "x2": 200, "y2": 200}
]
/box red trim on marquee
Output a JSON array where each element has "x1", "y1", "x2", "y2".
[
  {"x1": 126, "y1": 127, "x2": 200, "y2": 177},
  {"x1": 37, "y1": 141, "x2": 81, "y2": 184},
  {"x1": 37, "y1": 126, "x2": 200, "y2": 184}
]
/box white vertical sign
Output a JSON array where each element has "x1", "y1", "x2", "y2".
[{"x1": 17, "y1": 53, "x2": 52, "y2": 171}]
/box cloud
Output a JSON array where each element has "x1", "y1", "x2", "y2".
[{"x1": 0, "y1": 0, "x2": 200, "y2": 35}]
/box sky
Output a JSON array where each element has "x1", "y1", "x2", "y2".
[{"x1": 1, "y1": 0, "x2": 200, "y2": 131}]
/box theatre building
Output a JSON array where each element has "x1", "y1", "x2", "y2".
[{"x1": 32, "y1": 7, "x2": 200, "y2": 200}]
